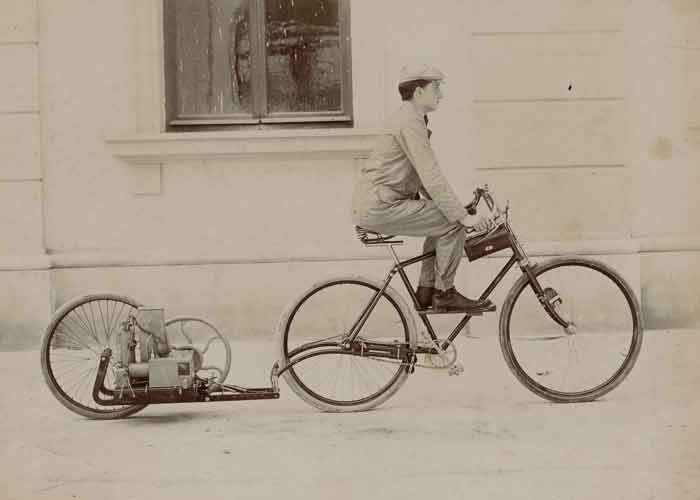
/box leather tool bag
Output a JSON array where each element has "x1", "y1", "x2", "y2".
[{"x1": 464, "y1": 224, "x2": 512, "y2": 262}]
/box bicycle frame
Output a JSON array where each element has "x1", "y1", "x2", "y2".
[
  {"x1": 345, "y1": 217, "x2": 572, "y2": 352},
  {"x1": 344, "y1": 238, "x2": 517, "y2": 354},
  {"x1": 282, "y1": 195, "x2": 573, "y2": 375},
  {"x1": 352, "y1": 249, "x2": 519, "y2": 350}
]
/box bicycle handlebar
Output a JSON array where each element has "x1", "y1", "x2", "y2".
[
  {"x1": 465, "y1": 185, "x2": 497, "y2": 216},
  {"x1": 462, "y1": 185, "x2": 509, "y2": 237},
  {"x1": 465, "y1": 191, "x2": 481, "y2": 215}
]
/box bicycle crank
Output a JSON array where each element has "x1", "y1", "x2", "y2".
[
  {"x1": 448, "y1": 363, "x2": 464, "y2": 376},
  {"x1": 419, "y1": 332, "x2": 459, "y2": 371}
]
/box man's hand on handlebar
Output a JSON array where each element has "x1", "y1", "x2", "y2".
[
  {"x1": 460, "y1": 185, "x2": 503, "y2": 233},
  {"x1": 460, "y1": 212, "x2": 495, "y2": 233}
]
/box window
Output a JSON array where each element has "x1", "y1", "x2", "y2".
[{"x1": 163, "y1": 0, "x2": 352, "y2": 129}]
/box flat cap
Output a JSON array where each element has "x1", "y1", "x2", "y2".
[{"x1": 398, "y1": 64, "x2": 446, "y2": 85}]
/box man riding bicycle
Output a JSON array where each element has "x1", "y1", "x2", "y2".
[{"x1": 351, "y1": 64, "x2": 496, "y2": 314}]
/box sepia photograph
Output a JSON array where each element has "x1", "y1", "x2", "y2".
[{"x1": 0, "y1": 1, "x2": 698, "y2": 498}]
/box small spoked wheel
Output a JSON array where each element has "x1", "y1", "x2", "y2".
[
  {"x1": 40, "y1": 293, "x2": 148, "y2": 419},
  {"x1": 165, "y1": 317, "x2": 232, "y2": 384},
  {"x1": 277, "y1": 276, "x2": 417, "y2": 412},
  {"x1": 499, "y1": 257, "x2": 643, "y2": 403}
]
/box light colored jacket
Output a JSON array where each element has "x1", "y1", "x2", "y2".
[{"x1": 352, "y1": 102, "x2": 467, "y2": 224}]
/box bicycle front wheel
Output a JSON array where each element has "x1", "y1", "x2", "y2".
[
  {"x1": 277, "y1": 276, "x2": 417, "y2": 412},
  {"x1": 499, "y1": 257, "x2": 643, "y2": 403}
]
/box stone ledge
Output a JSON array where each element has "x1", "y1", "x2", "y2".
[
  {"x1": 39, "y1": 236, "x2": 698, "y2": 270},
  {"x1": 48, "y1": 241, "x2": 637, "y2": 269},
  {"x1": 638, "y1": 236, "x2": 700, "y2": 254},
  {"x1": 2, "y1": 237, "x2": 696, "y2": 272},
  {"x1": 106, "y1": 129, "x2": 382, "y2": 165},
  {"x1": 0, "y1": 254, "x2": 51, "y2": 271}
]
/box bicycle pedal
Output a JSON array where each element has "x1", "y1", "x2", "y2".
[{"x1": 448, "y1": 363, "x2": 464, "y2": 376}]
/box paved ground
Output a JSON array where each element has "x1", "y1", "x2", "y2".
[{"x1": 1, "y1": 330, "x2": 699, "y2": 500}]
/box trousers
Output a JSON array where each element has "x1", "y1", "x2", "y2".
[{"x1": 352, "y1": 196, "x2": 466, "y2": 291}]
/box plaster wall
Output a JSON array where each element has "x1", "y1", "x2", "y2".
[
  {"x1": 0, "y1": 0, "x2": 698, "y2": 346},
  {"x1": 38, "y1": 0, "x2": 641, "y2": 256},
  {"x1": 0, "y1": 0, "x2": 51, "y2": 348}
]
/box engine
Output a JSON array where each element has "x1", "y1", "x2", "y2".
[
  {"x1": 114, "y1": 307, "x2": 203, "y2": 392},
  {"x1": 84, "y1": 304, "x2": 279, "y2": 408}
]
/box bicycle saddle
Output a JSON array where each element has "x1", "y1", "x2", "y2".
[{"x1": 354, "y1": 226, "x2": 405, "y2": 246}]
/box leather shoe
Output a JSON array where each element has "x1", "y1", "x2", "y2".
[
  {"x1": 415, "y1": 286, "x2": 434, "y2": 309},
  {"x1": 432, "y1": 288, "x2": 496, "y2": 314}
]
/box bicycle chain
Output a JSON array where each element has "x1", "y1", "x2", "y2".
[{"x1": 359, "y1": 335, "x2": 459, "y2": 371}]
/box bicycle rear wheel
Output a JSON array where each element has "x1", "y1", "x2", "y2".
[
  {"x1": 277, "y1": 276, "x2": 417, "y2": 412},
  {"x1": 40, "y1": 293, "x2": 148, "y2": 419},
  {"x1": 499, "y1": 257, "x2": 643, "y2": 403}
]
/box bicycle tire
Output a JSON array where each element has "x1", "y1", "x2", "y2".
[
  {"x1": 277, "y1": 275, "x2": 417, "y2": 412},
  {"x1": 499, "y1": 256, "x2": 643, "y2": 403},
  {"x1": 40, "y1": 293, "x2": 148, "y2": 419}
]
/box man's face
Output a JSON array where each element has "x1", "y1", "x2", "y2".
[{"x1": 414, "y1": 81, "x2": 443, "y2": 112}]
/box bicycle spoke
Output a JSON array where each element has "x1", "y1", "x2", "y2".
[
  {"x1": 108, "y1": 301, "x2": 127, "y2": 344},
  {"x1": 58, "y1": 363, "x2": 98, "y2": 395},
  {"x1": 42, "y1": 295, "x2": 147, "y2": 419},
  {"x1": 353, "y1": 357, "x2": 380, "y2": 393},
  {"x1": 70, "y1": 307, "x2": 101, "y2": 347},
  {"x1": 96, "y1": 301, "x2": 109, "y2": 343},
  {"x1": 73, "y1": 304, "x2": 97, "y2": 344},
  {"x1": 350, "y1": 358, "x2": 359, "y2": 400},
  {"x1": 88, "y1": 302, "x2": 104, "y2": 345},
  {"x1": 330, "y1": 356, "x2": 343, "y2": 397},
  {"x1": 61, "y1": 314, "x2": 99, "y2": 351},
  {"x1": 103, "y1": 300, "x2": 123, "y2": 346},
  {"x1": 52, "y1": 327, "x2": 93, "y2": 352},
  {"x1": 357, "y1": 359, "x2": 381, "y2": 397},
  {"x1": 74, "y1": 367, "x2": 97, "y2": 407},
  {"x1": 54, "y1": 363, "x2": 95, "y2": 379}
]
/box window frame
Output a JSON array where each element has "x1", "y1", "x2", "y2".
[{"x1": 162, "y1": 0, "x2": 353, "y2": 130}]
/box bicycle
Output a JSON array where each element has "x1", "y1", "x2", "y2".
[{"x1": 276, "y1": 185, "x2": 644, "y2": 412}]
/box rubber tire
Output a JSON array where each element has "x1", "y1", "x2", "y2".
[
  {"x1": 40, "y1": 293, "x2": 148, "y2": 419},
  {"x1": 276, "y1": 275, "x2": 417, "y2": 412},
  {"x1": 499, "y1": 256, "x2": 644, "y2": 403}
]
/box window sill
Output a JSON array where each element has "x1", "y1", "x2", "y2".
[{"x1": 106, "y1": 128, "x2": 381, "y2": 165}]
